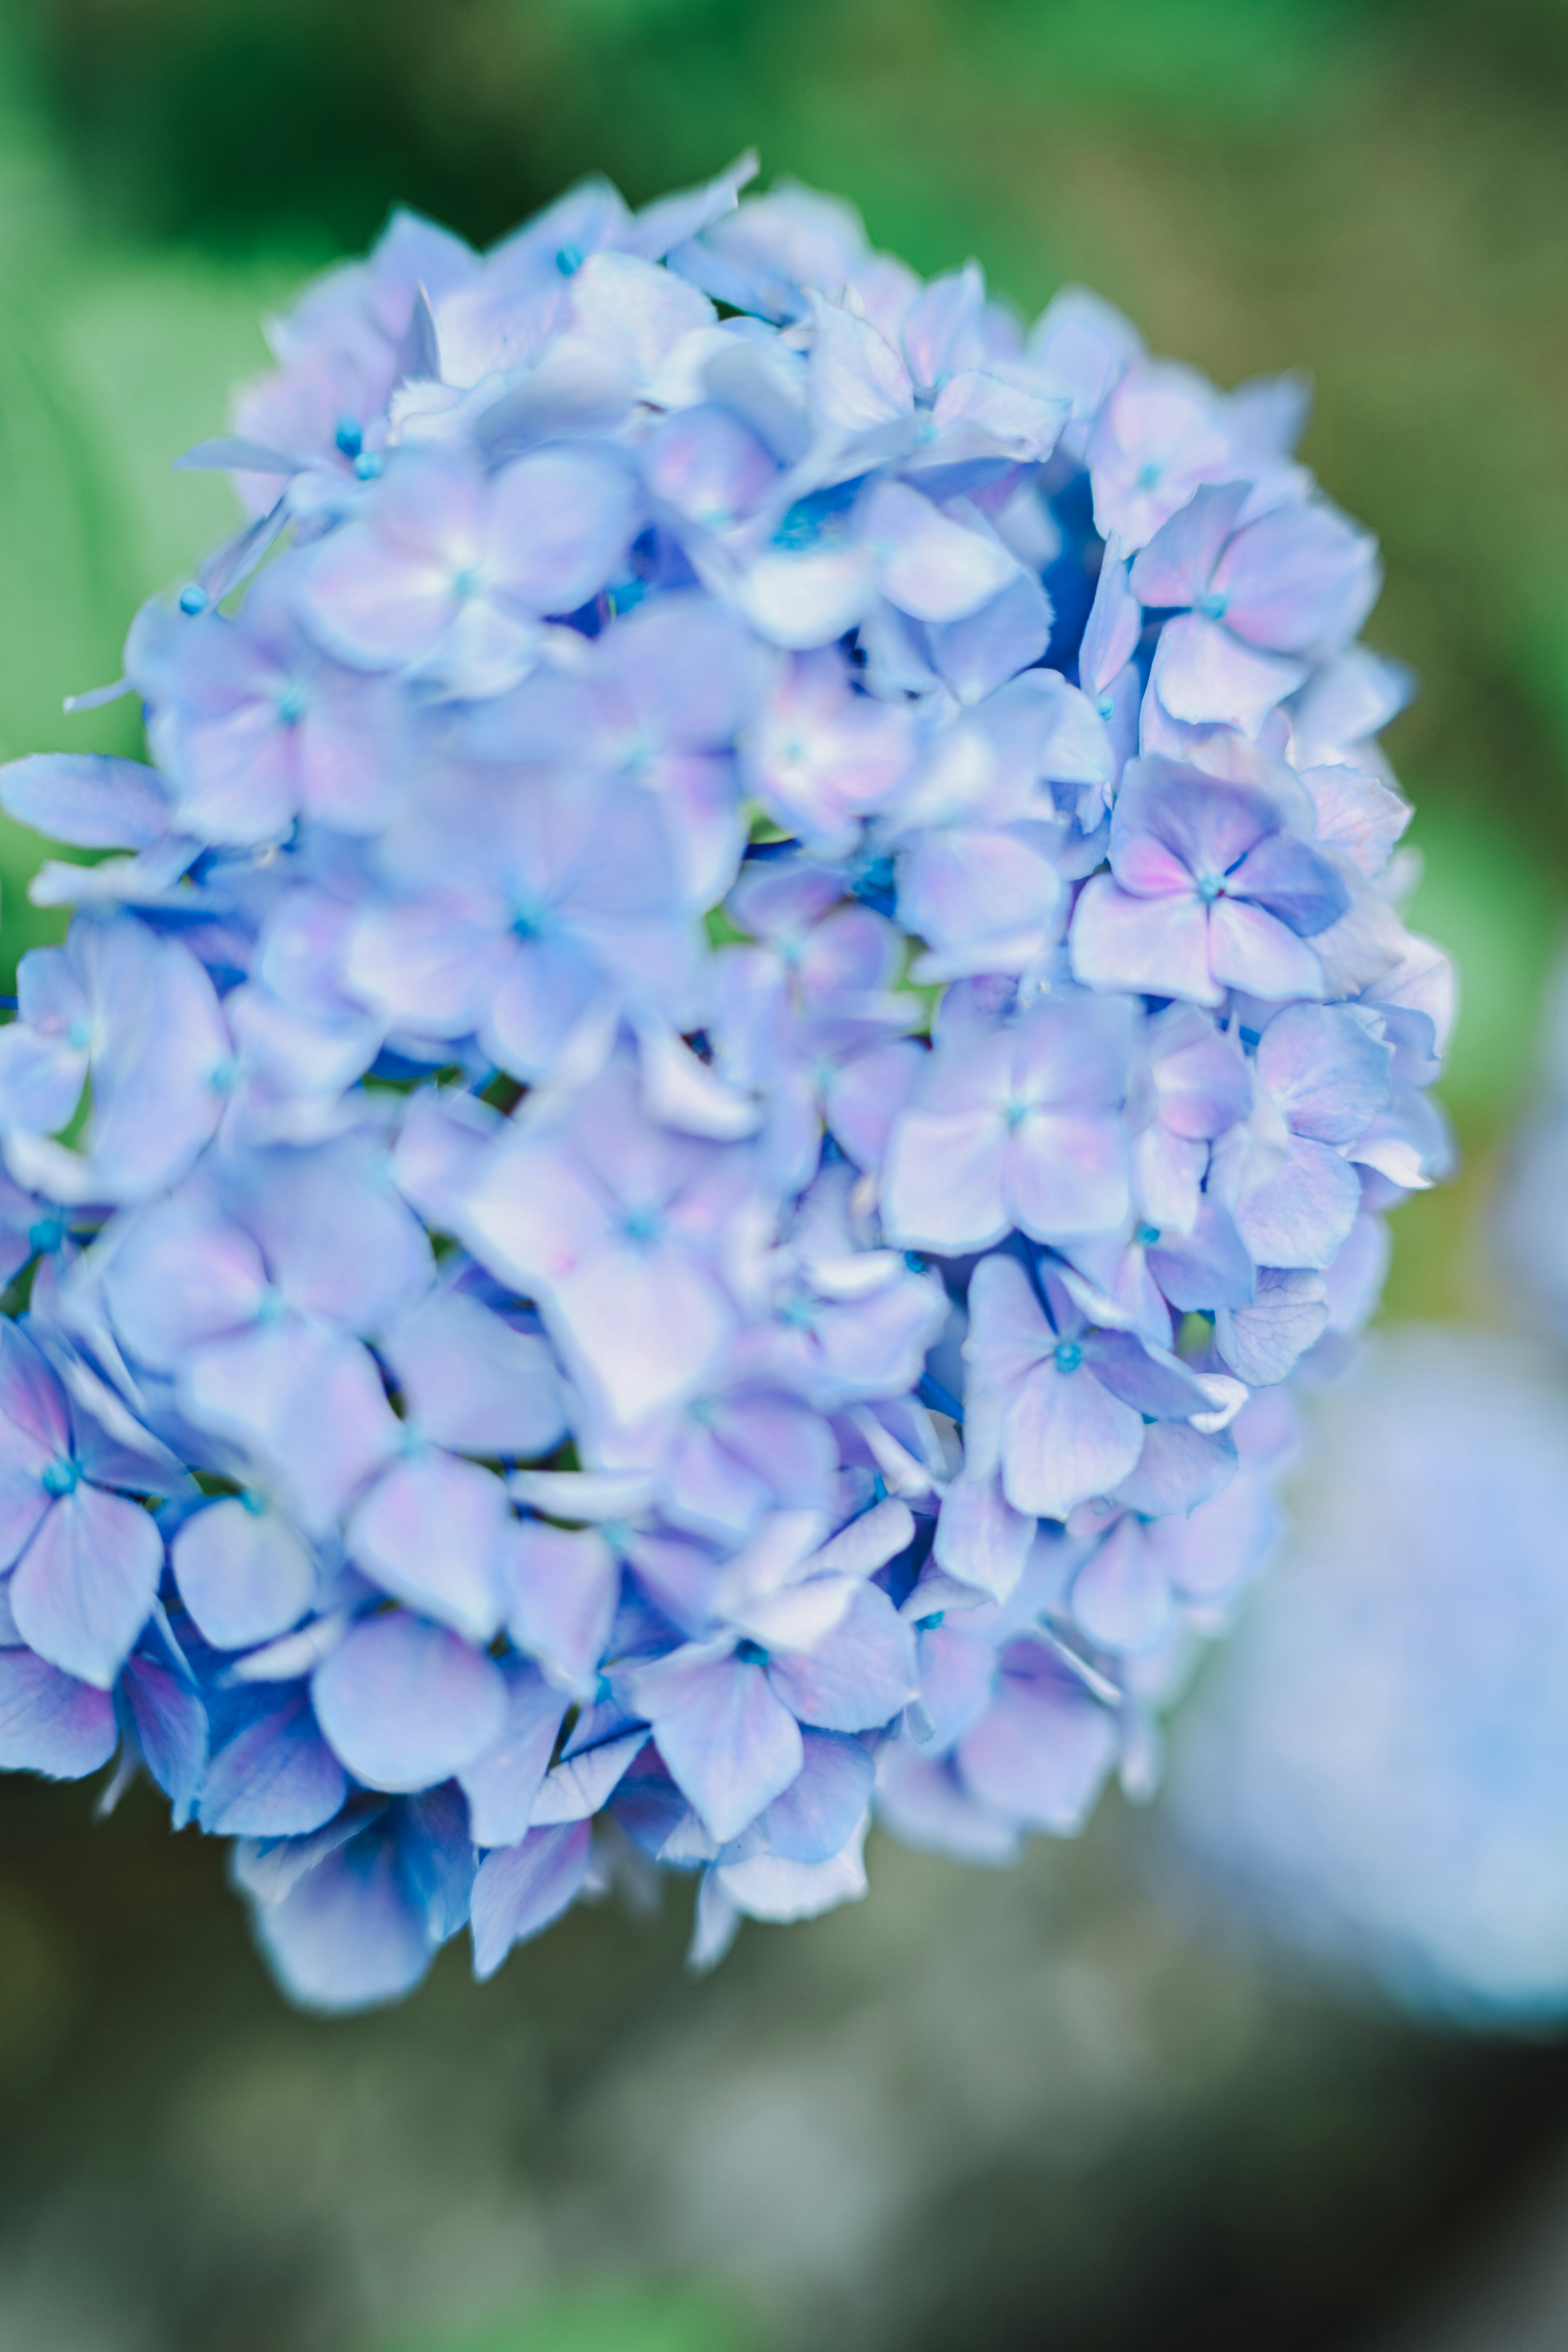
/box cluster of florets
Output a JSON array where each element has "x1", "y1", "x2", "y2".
[{"x1": 0, "y1": 159, "x2": 1453, "y2": 2009}]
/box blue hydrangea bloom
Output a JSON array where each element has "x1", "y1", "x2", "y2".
[{"x1": 0, "y1": 163, "x2": 1452, "y2": 2009}]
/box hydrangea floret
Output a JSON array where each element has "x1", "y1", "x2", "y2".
[{"x1": 0, "y1": 158, "x2": 1453, "y2": 2008}]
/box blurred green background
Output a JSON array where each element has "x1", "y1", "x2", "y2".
[{"x1": 0, "y1": 2, "x2": 1565, "y2": 2348}]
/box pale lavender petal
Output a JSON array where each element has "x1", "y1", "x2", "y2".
[
  {"x1": 1128, "y1": 481, "x2": 1250, "y2": 610},
  {"x1": 1069, "y1": 1516, "x2": 1173, "y2": 1654},
  {"x1": 1110, "y1": 1419, "x2": 1238, "y2": 1517},
  {"x1": 765, "y1": 1582, "x2": 918, "y2": 1732},
  {"x1": 172, "y1": 1495, "x2": 316, "y2": 1650},
  {"x1": 881, "y1": 1105, "x2": 1010, "y2": 1253},
  {"x1": 629, "y1": 1646, "x2": 803, "y2": 1842},
  {"x1": 1213, "y1": 498, "x2": 1378, "y2": 652},
  {"x1": 347, "y1": 1450, "x2": 511, "y2": 1640},
  {"x1": 1004, "y1": 1111, "x2": 1130, "y2": 1242},
  {"x1": 312, "y1": 1612, "x2": 507, "y2": 1791},
  {"x1": 0, "y1": 754, "x2": 172, "y2": 850},
  {"x1": 182, "y1": 1323, "x2": 401, "y2": 1535},
  {"x1": 1152, "y1": 612, "x2": 1307, "y2": 734},
  {"x1": 0, "y1": 1323, "x2": 68, "y2": 1565},
  {"x1": 866, "y1": 481, "x2": 1020, "y2": 623},
  {"x1": 933, "y1": 1470, "x2": 1036, "y2": 1604},
  {"x1": 103, "y1": 1196, "x2": 269, "y2": 1371},
  {"x1": 1070, "y1": 875, "x2": 1221, "y2": 1004},
  {"x1": 383, "y1": 1289, "x2": 566, "y2": 1459},
  {"x1": 1214, "y1": 1267, "x2": 1329, "y2": 1385},
  {"x1": 486, "y1": 445, "x2": 640, "y2": 612},
  {"x1": 1205, "y1": 900, "x2": 1326, "y2": 1001},
  {"x1": 999, "y1": 1359, "x2": 1145, "y2": 1520},
  {"x1": 1231, "y1": 1133, "x2": 1363, "y2": 1270},
  {"x1": 1256, "y1": 1004, "x2": 1392, "y2": 1143}
]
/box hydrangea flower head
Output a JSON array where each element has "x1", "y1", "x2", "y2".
[{"x1": 0, "y1": 161, "x2": 1451, "y2": 2007}]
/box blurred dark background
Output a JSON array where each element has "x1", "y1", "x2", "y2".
[{"x1": 0, "y1": 3, "x2": 1565, "y2": 2347}]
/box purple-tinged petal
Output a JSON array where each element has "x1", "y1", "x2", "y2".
[
  {"x1": 120, "y1": 1649, "x2": 207, "y2": 1822},
  {"x1": 200, "y1": 1690, "x2": 347, "y2": 1836},
  {"x1": 1256, "y1": 1003, "x2": 1392, "y2": 1143},
  {"x1": 0, "y1": 1322, "x2": 68, "y2": 1565},
  {"x1": 760, "y1": 1729, "x2": 874, "y2": 1862},
  {"x1": 1111, "y1": 1419, "x2": 1237, "y2": 1516},
  {"x1": 957, "y1": 1649, "x2": 1118, "y2": 1831},
  {"x1": 0, "y1": 1644, "x2": 116, "y2": 1777},
  {"x1": 10, "y1": 1485, "x2": 162, "y2": 1688},
  {"x1": 1229, "y1": 1133, "x2": 1363, "y2": 1271},
  {"x1": 1212, "y1": 498, "x2": 1379, "y2": 652},
  {"x1": 499, "y1": 1520, "x2": 619, "y2": 1696},
  {"x1": 470, "y1": 1820, "x2": 592, "y2": 1980},
  {"x1": 103, "y1": 1195, "x2": 269, "y2": 1371},
  {"x1": 458, "y1": 1660, "x2": 568, "y2": 1847},
  {"x1": 1128, "y1": 482, "x2": 1250, "y2": 610},
  {"x1": 1070, "y1": 1517, "x2": 1173, "y2": 1655},
  {"x1": 1214, "y1": 1267, "x2": 1329, "y2": 1385},
  {"x1": 1147, "y1": 1198, "x2": 1256, "y2": 1312}
]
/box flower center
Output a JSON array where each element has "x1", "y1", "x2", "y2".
[
  {"x1": 178, "y1": 582, "x2": 208, "y2": 616},
  {"x1": 555, "y1": 243, "x2": 584, "y2": 276},
  {"x1": 1197, "y1": 590, "x2": 1229, "y2": 622},
  {"x1": 276, "y1": 683, "x2": 307, "y2": 726},
  {"x1": 27, "y1": 1215, "x2": 64, "y2": 1256},
  {"x1": 67, "y1": 1019, "x2": 91, "y2": 1051},
  {"x1": 1136, "y1": 461, "x2": 1163, "y2": 491},
  {"x1": 334, "y1": 417, "x2": 363, "y2": 459},
  {"x1": 735, "y1": 1638, "x2": 769, "y2": 1666},
  {"x1": 1195, "y1": 872, "x2": 1224, "y2": 904},
  {"x1": 621, "y1": 1205, "x2": 663, "y2": 1247},
  {"x1": 1136, "y1": 1223, "x2": 1161, "y2": 1247},
  {"x1": 41, "y1": 1456, "x2": 80, "y2": 1498},
  {"x1": 1054, "y1": 1340, "x2": 1083, "y2": 1374}
]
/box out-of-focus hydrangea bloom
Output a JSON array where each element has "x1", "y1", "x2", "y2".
[
  {"x1": 0, "y1": 160, "x2": 1452, "y2": 2008},
  {"x1": 1164, "y1": 1328, "x2": 1568, "y2": 2024}
]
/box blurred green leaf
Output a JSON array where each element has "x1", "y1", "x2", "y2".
[
  {"x1": 361, "y1": 2281, "x2": 757, "y2": 2352},
  {"x1": 1401, "y1": 794, "x2": 1564, "y2": 1134}
]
